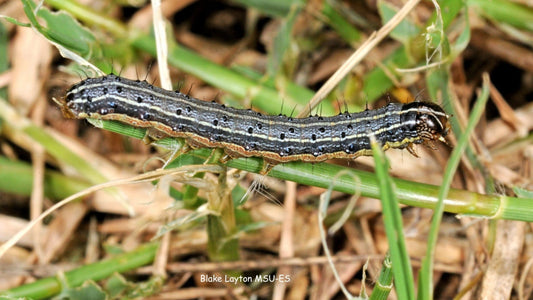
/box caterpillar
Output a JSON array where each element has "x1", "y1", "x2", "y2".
[{"x1": 58, "y1": 74, "x2": 450, "y2": 167}]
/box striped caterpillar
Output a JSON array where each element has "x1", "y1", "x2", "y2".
[{"x1": 58, "y1": 74, "x2": 450, "y2": 168}]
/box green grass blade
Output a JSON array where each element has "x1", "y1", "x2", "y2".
[
  {"x1": 204, "y1": 151, "x2": 241, "y2": 264},
  {"x1": 370, "y1": 253, "x2": 394, "y2": 300},
  {"x1": 0, "y1": 21, "x2": 8, "y2": 101},
  {"x1": 321, "y1": 1, "x2": 362, "y2": 44},
  {"x1": 230, "y1": 0, "x2": 297, "y2": 17},
  {"x1": 0, "y1": 101, "x2": 109, "y2": 185},
  {"x1": 427, "y1": 69, "x2": 484, "y2": 173},
  {"x1": 417, "y1": 74, "x2": 490, "y2": 299},
  {"x1": 266, "y1": 3, "x2": 302, "y2": 77},
  {"x1": 469, "y1": 0, "x2": 533, "y2": 31},
  {"x1": 371, "y1": 137, "x2": 414, "y2": 299},
  {"x1": 230, "y1": 65, "x2": 317, "y2": 108},
  {"x1": 0, "y1": 156, "x2": 90, "y2": 200},
  {"x1": 44, "y1": 0, "x2": 127, "y2": 37},
  {"x1": 378, "y1": 1, "x2": 421, "y2": 44},
  {"x1": 131, "y1": 34, "x2": 337, "y2": 115},
  {"x1": 1, "y1": 242, "x2": 158, "y2": 299}
]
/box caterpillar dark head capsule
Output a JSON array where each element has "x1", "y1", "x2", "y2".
[{"x1": 400, "y1": 101, "x2": 450, "y2": 144}]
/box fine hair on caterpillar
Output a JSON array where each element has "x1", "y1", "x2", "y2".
[{"x1": 56, "y1": 74, "x2": 451, "y2": 173}]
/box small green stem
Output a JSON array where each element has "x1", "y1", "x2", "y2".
[
  {"x1": 1, "y1": 243, "x2": 158, "y2": 299},
  {"x1": 44, "y1": 0, "x2": 127, "y2": 37}
]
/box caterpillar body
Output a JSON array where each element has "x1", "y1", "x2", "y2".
[{"x1": 59, "y1": 75, "x2": 450, "y2": 165}]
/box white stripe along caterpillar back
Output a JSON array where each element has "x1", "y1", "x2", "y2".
[{"x1": 58, "y1": 74, "x2": 450, "y2": 165}]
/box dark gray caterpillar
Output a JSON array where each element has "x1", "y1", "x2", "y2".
[{"x1": 59, "y1": 74, "x2": 450, "y2": 163}]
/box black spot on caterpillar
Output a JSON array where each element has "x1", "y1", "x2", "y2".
[{"x1": 58, "y1": 74, "x2": 451, "y2": 164}]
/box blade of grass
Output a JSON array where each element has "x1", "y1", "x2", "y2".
[
  {"x1": 469, "y1": 0, "x2": 533, "y2": 31},
  {"x1": 426, "y1": 66, "x2": 485, "y2": 174},
  {"x1": 371, "y1": 135, "x2": 414, "y2": 299},
  {"x1": 321, "y1": 0, "x2": 362, "y2": 44},
  {"x1": 229, "y1": 65, "x2": 318, "y2": 110},
  {"x1": 230, "y1": 0, "x2": 297, "y2": 17},
  {"x1": 44, "y1": 0, "x2": 127, "y2": 37},
  {"x1": 0, "y1": 101, "x2": 109, "y2": 185},
  {"x1": 369, "y1": 253, "x2": 394, "y2": 300},
  {"x1": 0, "y1": 21, "x2": 8, "y2": 101},
  {"x1": 224, "y1": 156, "x2": 533, "y2": 221},
  {"x1": 131, "y1": 34, "x2": 336, "y2": 115},
  {"x1": 266, "y1": 3, "x2": 302, "y2": 78},
  {"x1": 377, "y1": 1, "x2": 420, "y2": 44},
  {"x1": 0, "y1": 156, "x2": 90, "y2": 200},
  {"x1": 204, "y1": 150, "x2": 241, "y2": 264},
  {"x1": 417, "y1": 73, "x2": 490, "y2": 300},
  {"x1": 0, "y1": 242, "x2": 158, "y2": 299}
]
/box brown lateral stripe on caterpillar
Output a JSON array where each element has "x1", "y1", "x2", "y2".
[{"x1": 59, "y1": 74, "x2": 450, "y2": 163}]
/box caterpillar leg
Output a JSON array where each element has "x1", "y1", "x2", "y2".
[
  {"x1": 162, "y1": 143, "x2": 193, "y2": 168},
  {"x1": 219, "y1": 154, "x2": 233, "y2": 164},
  {"x1": 424, "y1": 140, "x2": 438, "y2": 150},
  {"x1": 406, "y1": 143, "x2": 420, "y2": 158},
  {"x1": 143, "y1": 128, "x2": 167, "y2": 144},
  {"x1": 218, "y1": 148, "x2": 277, "y2": 175},
  {"x1": 260, "y1": 160, "x2": 276, "y2": 175}
]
